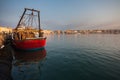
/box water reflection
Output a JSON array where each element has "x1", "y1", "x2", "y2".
[{"x1": 12, "y1": 48, "x2": 46, "y2": 80}]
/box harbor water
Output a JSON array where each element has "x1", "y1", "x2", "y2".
[{"x1": 12, "y1": 34, "x2": 120, "y2": 80}]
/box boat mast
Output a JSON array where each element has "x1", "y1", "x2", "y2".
[
  {"x1": 16, "y1": 8, "x2": 26, "y2": 29},
  {"x1": 15, "y1": 8, "x2": 42, "y2": 37},
  {"x1": 38, "y1": 10, "x2": 41, "y2": 37}
]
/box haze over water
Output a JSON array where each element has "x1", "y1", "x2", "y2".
[
  {"x1": 0, "y1": 0, "x2": 120, "y2": 30},
  {"x1": 12, "y1": 34, "x2": 120, "y2": 80}
]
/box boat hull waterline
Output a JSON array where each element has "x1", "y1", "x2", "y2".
[{"x1": 13, "y1": 37, "x2": 46, "y2": 51}]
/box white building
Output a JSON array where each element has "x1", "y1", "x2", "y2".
[{"x1": 0, "y1": 26, "x2": 12, "y2": 33}]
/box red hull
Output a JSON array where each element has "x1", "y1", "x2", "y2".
[{"x1": 13, "y1": 37, "x2": 46, "y2": 50}]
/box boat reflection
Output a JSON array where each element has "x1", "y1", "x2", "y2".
[
  {"x1": 12, "y1": 48, "x2": 46, "y2": 80},
  {"x1": 14, "y1": 47, "x2": 46, "y2": 64}
]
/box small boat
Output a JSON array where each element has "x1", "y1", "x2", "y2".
[{"x1": 13, "y1": 8, "x2": 46, "y2": 51}]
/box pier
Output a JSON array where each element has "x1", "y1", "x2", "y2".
[{"x1": 0, "y1": 33, "x2": 13, "y2": 80}]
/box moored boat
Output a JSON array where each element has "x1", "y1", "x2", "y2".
[
  {"x1": 13, "y1": 8, "x2": 46, "y2": 51},
  {"x1": 13, "y1": 37, "x2": 46, "y2": 51}
]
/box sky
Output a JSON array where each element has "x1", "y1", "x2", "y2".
[{"x1": 0, "y1": 0, "x2": 120, "y2": 30}]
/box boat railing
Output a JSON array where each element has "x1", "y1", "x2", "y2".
[{"x1": 26, "y1": 37, "x2": 46, "y2": 40}]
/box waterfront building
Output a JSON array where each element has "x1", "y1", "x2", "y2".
[
  {"x1": 54, "y1": 30, "x2": 63, "y2": 34},
  {"x1": 41, "y1": 30, "x2": 54, "y2": 34},
  {"x1": 0, "y1": 26, "x2": 12, "y2": 33}
]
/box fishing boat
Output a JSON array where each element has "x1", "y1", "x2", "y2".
[{"x1": 13, "y1": 8, "x2": 46, "y2": 51}]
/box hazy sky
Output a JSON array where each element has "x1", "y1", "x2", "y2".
[{"x1": 0, "y1": 0, "x2": 120, "y2": 30}]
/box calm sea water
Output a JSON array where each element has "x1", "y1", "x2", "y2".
[{"x1": 12, "y1": 34, "x2": 120, "y2": 80}]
